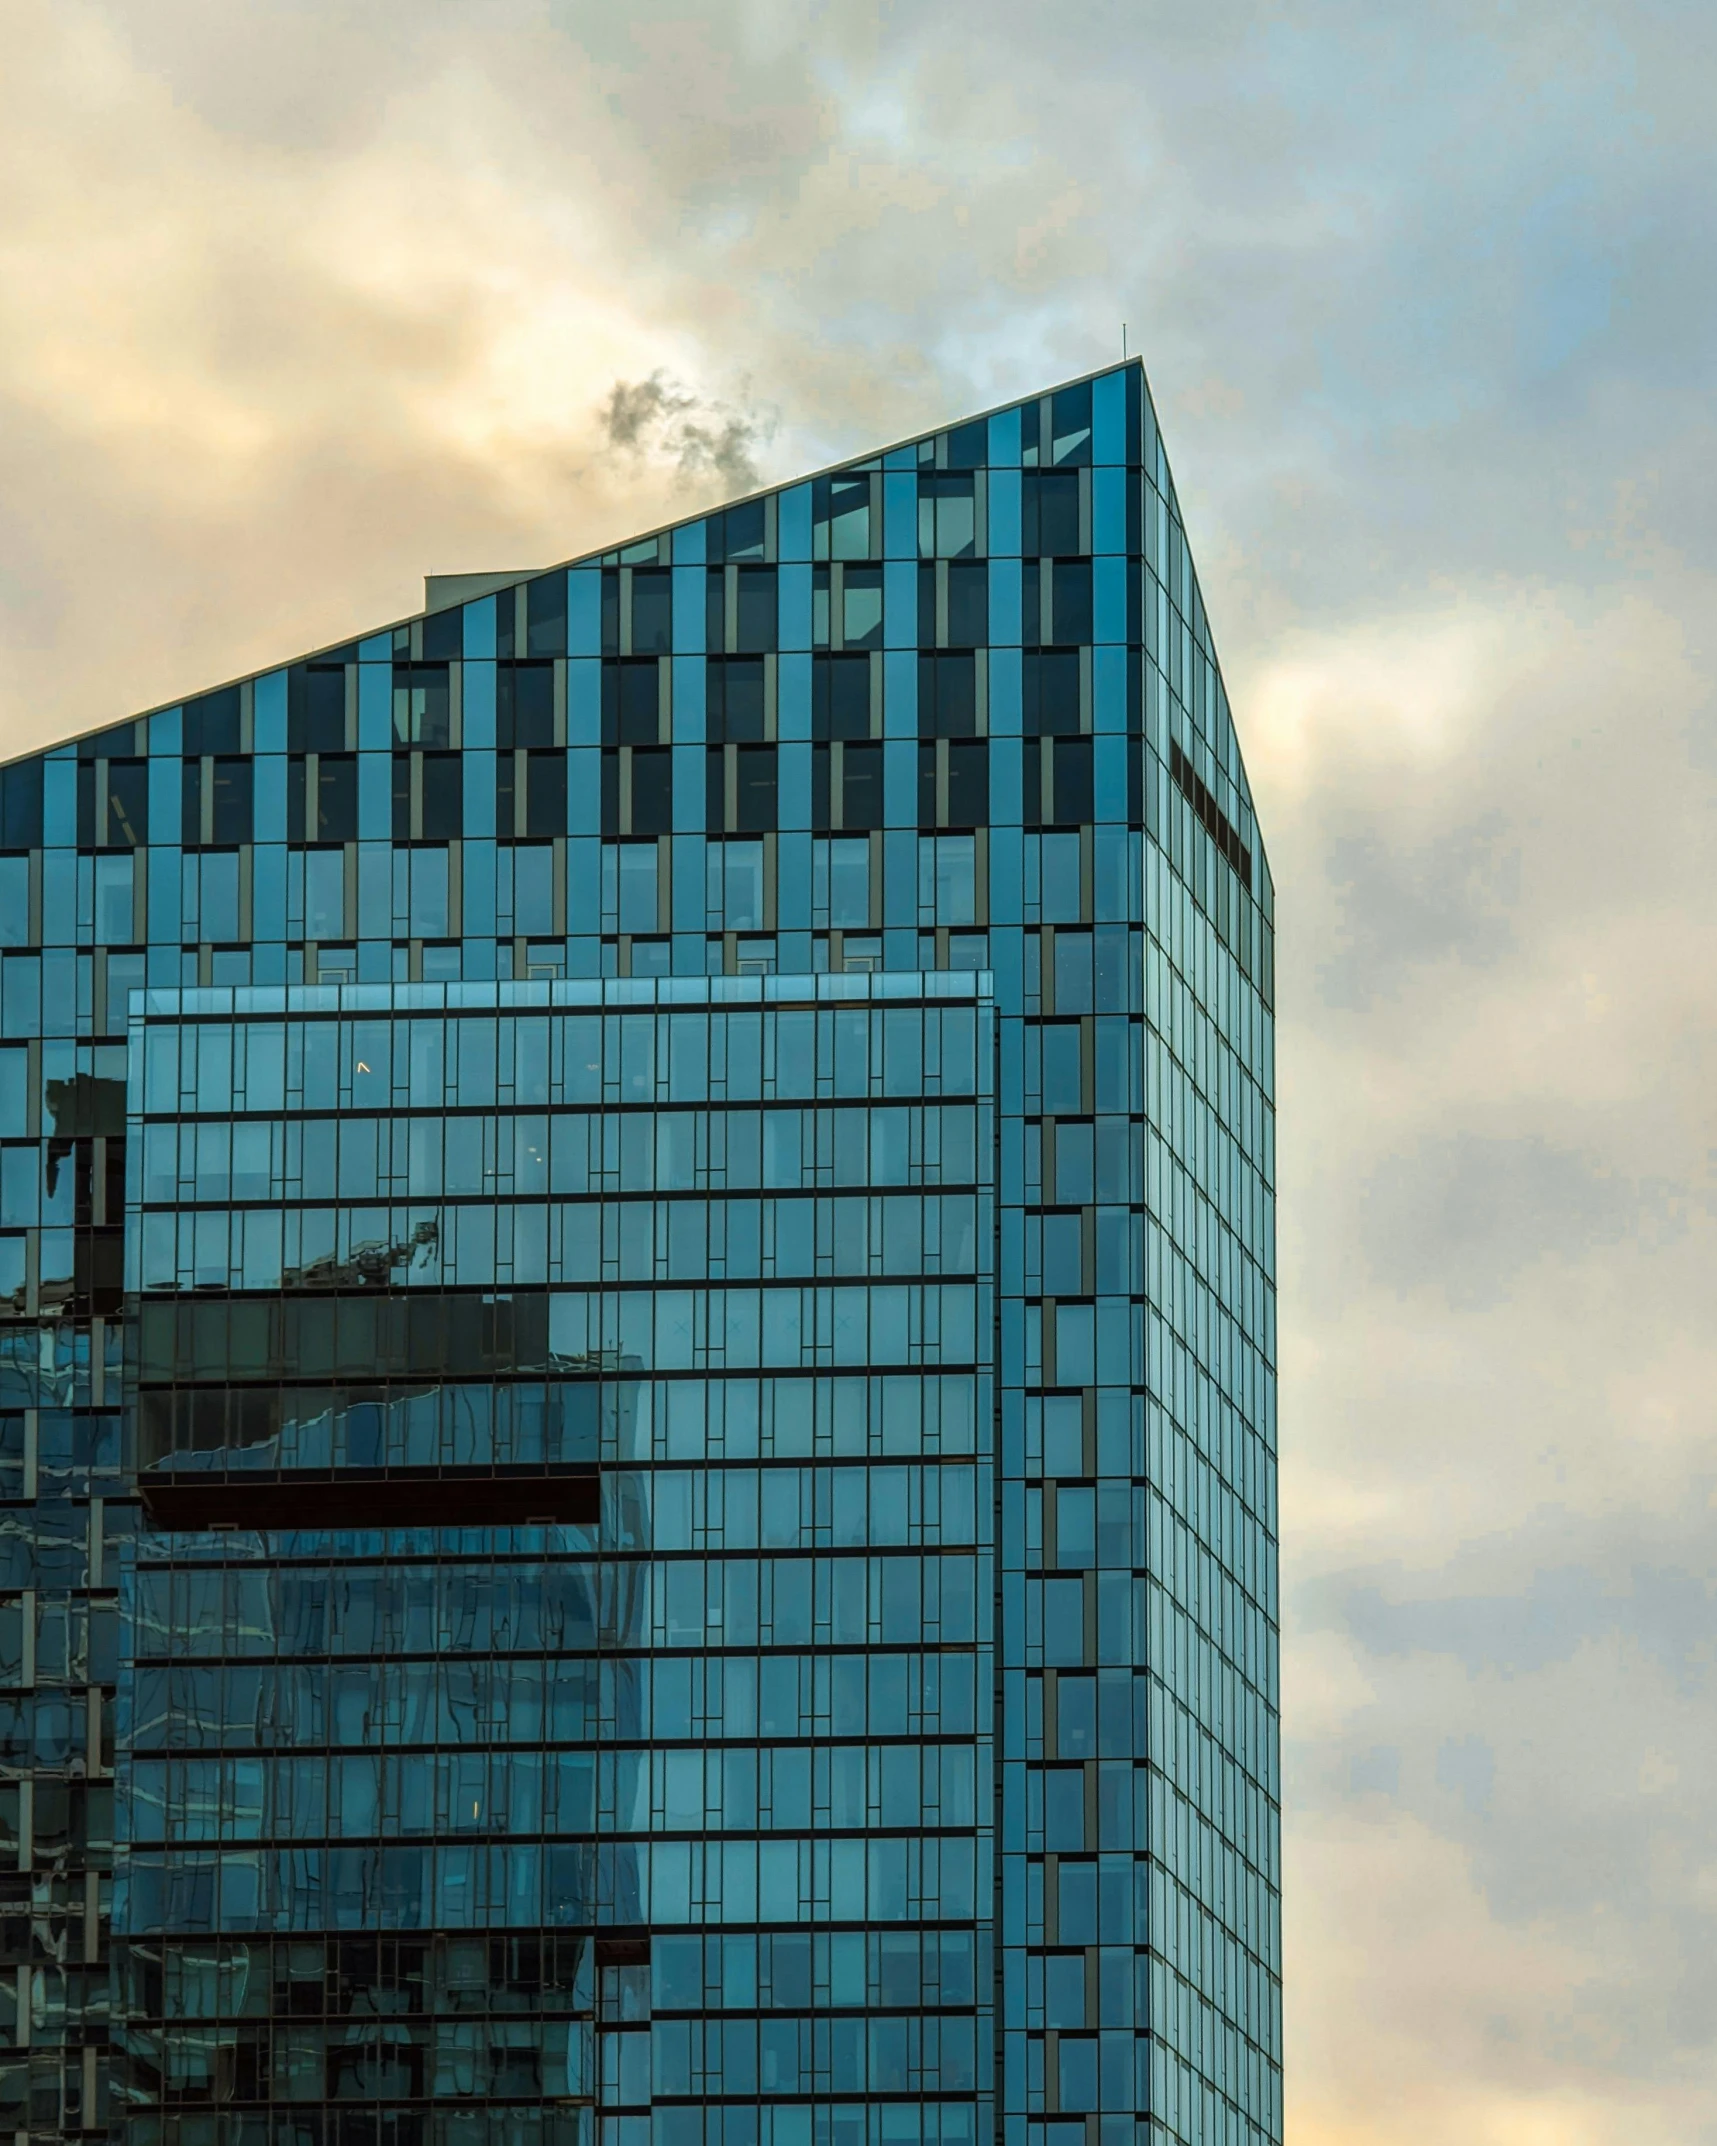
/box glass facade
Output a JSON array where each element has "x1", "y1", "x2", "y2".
[{"x1": 0, "y1": 359, "x2": 1278, "y2": 2146}]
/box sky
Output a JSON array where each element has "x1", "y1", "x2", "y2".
[{"x1": 3, "y1": 2, "x2": 1715, "y2": 2138}]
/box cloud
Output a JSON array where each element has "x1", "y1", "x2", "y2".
[
  {"x1": 3, "y1": 3, "x2": 1717, "y2": 2140},
  {"x1": 599, "y1": 371, "x2": 772, "y2": 497},
  {"x1": 1359, "y1": 1133, "x2": 1673, "y2": 1304}
]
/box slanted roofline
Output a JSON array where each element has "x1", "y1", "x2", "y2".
[{"x1": 6, "y1": 358, "x2": 1170, "y2": 768}]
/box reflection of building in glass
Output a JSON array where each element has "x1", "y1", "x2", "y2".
[
  {"x1": 0, "y1": 361, "x2": 1278, "y2": 2146},
  {"x1": 117, "y1": 978, "x2": 991, "y2": 2139}
]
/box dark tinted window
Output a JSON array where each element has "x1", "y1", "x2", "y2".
[
  {"x1": 421, "y1": 607, "x2": 463, "y2": 663},
  {"x1": 524, "y1": 752, "x2": 567, "y2": 840},
  {"x1": 841, "y1": 743, "x2": 883, "y2": 832},
  {"x1": 945, "y1": 418, "x2": 987, "y2": 471},
  {"x1": 947, "y1": 563, "x2": 988, "y2": 648},
  {"x1": 734, "y1": 746, "x2": 777, "y2": 834},
  {"x1": 603, "y1": 661, "x2": 660, "y2": 746},
  {"x1": 918, "y1": 741, "x2": 989, "y2": 830},
  {"x1": 715, "y1": 497, "x2": 766, "y2": 563},
  {"x1": 86, "y1": 761, "x2": 148, "y2": 847},
  {"x1": 708, "y1": 659, "x2": 765, "y2": 743},
  {"x1": 629, "y1": 749, "x2": 673, "y2": 836},
  {"x1": 77, "y1": 724, "x2": 136, "y2": 761},
  {"x1": 813, "y1": 655, "x2": 871, "y2": 741},
  {"x1": 1051, "y1": 737, "x2": 1093, "y2": 826},
  {"x1": 918, "y1": 655, "x2": 976, "y2": 738},
  {"x1": 526, "y1": 572, "x2": 567, "y2": 658},
  {"x1": 1024, "y1": 473, "x2": 1080, "y2": 557},
  {"x1": 841, "y1": 566, "x2": 884, "y2": 651},
  {"x1": 0, "y1": 765, "x2": 41, "y2": 849},
  {"x1": 631, "y1": 570, "x2": 672, "y2": 654},
  {"x1": 184, "y1": 758, "x2": 253, "y2": 848},
  {"x1": 1050, "y1": 381, "x2": 1092, "y2": 465},
  {"x1": 211, "y1": 759, "x2": 252, "y2": 845},
  {"x1": 735, "y1": 567, "x2": 778, "y2": 654},
  {"x1": 948, "y1": 741, "x2": 989, "y2": 829},
  {"x1": 316, "y1": 756, "x2": 357, "y2": 844},
  {"x1": 1024, "y1": 652, "x2": 1081, "y2": 736},
  {"x1": 288, "y1": 667, "x2": 347, "y2": 753},
  {"x1": 498, "y1": 663, "x2": 555, "y2": 749},
  {"x1": 421, "y1": 754, "x2": 463, "y2": 841},
  {"x1": 1051, "y1": 560, "x2": 1092, "y2": 645},
  {"x1": 182, "y1": 687, "x2": 241, "y2": 756}
]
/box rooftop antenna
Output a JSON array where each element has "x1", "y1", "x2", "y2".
[{"x1": 1122, "y1": 321, "x2": 1128, "y2": 360}]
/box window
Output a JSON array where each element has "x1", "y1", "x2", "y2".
[
  {"x1": 602, "y1": 661, "x2": 660, "y2": 745},
  {"x1": 918, "y1": 654, "x2": 976, "y2": 738},
  {"x1": 708, "y1": 745, "x2": 778, "y2": 833},
  {"x1": 947, "y1": 562, "x2": 988, "y2": 648},
  {"x1": 735, "y1": 746, "x2": 777, "y2": 833},
  {"x1": 421, "y1": 605, "x2": 463, "y2": 662},
  {"x1": 707, "y1": 841, "x2": 766, "y2": 931},
  {"x1": 945, "y1": 417, "x2": 986, "y2": 469},
  {"x1": 289, "y1": 755, "x2": 357, "y2": 845},
  {"x1": 391, "y1": 753, "x2": 461, "y2": 841},
  {"x1": 526, "y1": 571, "x2": 567, "y2": 657},
  {"x1": 507, "y1": 843, "x2": 554, "y2": 937},
  {"x1": 814, "y1": 474, "x2": 870, "y2": 561},
  {"x1": 713, "y1": 497, "x2": 765, "y2": 563},
  {"x1": 841, "y1": 567, "x2": 883, "y2": 651},
  {"x1": 602, "y1": 843, "x2": 659, "y2": 935},
  {"x1": 813, "y1": 838, "x2": 870, "y2": 930},
  {"x1": 523, "y1": 751, "x2": 567, "y2": 839},
  {"x1": 288, "y1": 664, "x2": 347, "y2": 752},
  {"x1": 0, "y1": 859, "x2": 25, "y2": 949},
  {"x1": 181, "y1": 686, "x2": 241, "y2": 756},
  {"x1": 1050, "y1": 380, "x2": 1093, "y2": 465},
  {"x1": 735, "y1": 567, "x2": 778, "y2": 654},
  {"x1": 918, "y1": 742, "x2": 988, "y2": 831},
  {"x1": 946, "y1": 743, "x2": 988, "y2": 830},
  {"x1": 1050, "y1": 560, "x2": 1092, "y2": 645},
  {"x1": 1023, "y1": 652, "x2": 1081, "y2": 735},
  {"x1": 0, "y1": 766, "x2": 41, "y2": 849},
  {"x1": 1169, "y1": 740, "x2": 1252, "y2": 889},
  {"x1": 814, "y1": 742, "x2": 883, "y2": 833},
  {"x1": 918, "y1": 836, "x2": 975, "y2": 927},
  {"x1": 406, "y1": 848, "x2": 449, "y2": 937},
  {"x1": 1023, "y1": 472, "x2": 1080, "y2": 557},
  {"x1": 630, "y1": 569, "x2": 672, "y2": 654},
  {"x1": 603, "y1": 747, "x2": 672, "y2": 837},
  {"x1": 1026, "y1": 833, "x2": 1082, "y2": 924},
  {"x1": 813, "y1": 655, "x2": 871, "y2": 740},
  {"x1": 392, "y1": 664, "x2": 451, "y2": 746},
  {"x1": 301, "y1": 849, "x2": 345, "y2": 939},
  {"x1": 421, "y1": 754, "x2": 462, "y2": 841},
  {"x1": 918, "y1": 475, "x2": 976, "y2": 560},
  {"x1": 1027, "y1": 737, "x2": 1092, "y2": 829},
  {"x1": 181, "y1": 758, "x2": 253, "y2": 846},
  {"x1": 498, "y1": 663, "x2": 554, "y2": 748},
  {"x1": 93, "y1": 853, "x2": 133, "y2": 944},
  {"x1": 708, "y1": 658, "x2": 766, "y2": 742},
  {"x1": 78, "y1": 759, "x2": 148, "y2": 846}
]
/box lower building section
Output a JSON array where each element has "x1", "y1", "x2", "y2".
[{"x1": 111, "y1": 977, "x2": 995, "y2": 2146}]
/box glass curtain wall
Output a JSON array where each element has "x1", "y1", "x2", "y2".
[
  {"x1": 0, "y1": 358, "x2": 1279, "y2": 2146},
  {"x1": 112, "y1": 976, "x2": 995, "y2": 2146}
]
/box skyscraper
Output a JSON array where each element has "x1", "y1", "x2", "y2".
[{"x1": 0, "y1": 360, "x2": 1278, "y2": 2146}]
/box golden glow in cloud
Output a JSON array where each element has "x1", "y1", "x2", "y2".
[{"x1": 3, "y1": 4, "x2": 1716, "y2": 2139}]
